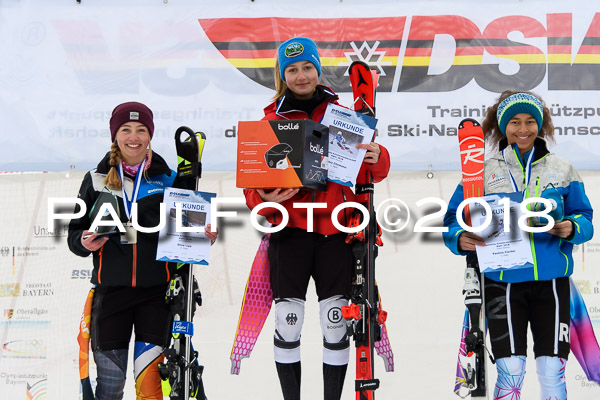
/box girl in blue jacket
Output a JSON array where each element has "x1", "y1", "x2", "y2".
[{"x1": 443, "y1": 91, "x2": 593, "y2": 400}]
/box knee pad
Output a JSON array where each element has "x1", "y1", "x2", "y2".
[
  {"x1": 274, "y1": 298, "x2": 305, "y2": 363},
  {"x1": 93, "y1": 349, "x2": 128, "y2": 400},
  {"x1": 536, "y1": 356, "x2": 567, "y2": 400},
  {"x1": 493, "y1": 355, "x2": 526, "y2": 400},
  {"x1": 134, "y1": 342, "x2": 164, "y2": 400},
  {"x1": 319, "y1": 295, "x2": 349, "y2": 366}
]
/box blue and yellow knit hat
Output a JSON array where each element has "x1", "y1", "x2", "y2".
[
  {"x1": 496, "y1": 93, "x2": 544, "y2": 136},
  {"x1": 277, "y1": 37, "x2": 322, "y2": 82}
]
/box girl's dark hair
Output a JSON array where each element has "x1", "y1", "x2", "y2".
[{"x1": 481, "y1": 90, "x2": 555, "y2": 151}]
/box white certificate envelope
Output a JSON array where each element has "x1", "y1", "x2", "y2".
[
  {"x1": 320, "y1": 103, "x2": 377, "y2": 187},
  {"x1": 156, "y1": 188, "x2": 216, "y2": 265},
  {"x1": 470, "y1": 194, "x2": 533, "y2": 273}
]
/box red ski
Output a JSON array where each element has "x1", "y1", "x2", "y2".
[
  {"x1": 342, "y1": 61, "x2": 388, "y2": 400},
  {"x1": 454, "y1": 118, "x2": 488, "y2": 398},
  {"x1": 458, "y1": 119, "x2": 485, "y2": 224}
]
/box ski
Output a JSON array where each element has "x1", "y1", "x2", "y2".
[
  {"x1": 342, "y1": 60, "x2": 387, "y2": 400},
  {"x1": 229, "y1": 234, "x2": 273, "y2": 375},
  {"x1": 158, "y1": 126, "x2": 207, "y2": 400},
  {"x1": 569, "y1": 277, "x2": 600, "y2": 385},
  {"x1": 77, "y1": 288, "x2": 95, "y2": 400},
  {"x1": 454, "y1": 118, "x2": 488, "y2": 399}
]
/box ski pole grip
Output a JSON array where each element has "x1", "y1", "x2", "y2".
[
  {"x1": 175, "y1": 126, "x2": 198, "y2": 163},
  {"x1": 175, "y1": 126, "x2": 206, "y2": 181}
]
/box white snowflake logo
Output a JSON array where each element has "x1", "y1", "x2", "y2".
[{"x1": 339, "y1": 41, "x2": 392, "y2": 76}]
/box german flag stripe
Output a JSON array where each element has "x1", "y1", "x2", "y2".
[
  {"x1": 200, "y1": 18, "x2": 406, "y2": 66},
  {"x1": 200, "y1": 17, "x2": 406, "y2": 91},
  {"x1": 406, "y1": 38, "x2": 539, "y2": 48},
  {"x1": 200, "y1": 15, "x2": 600, "y2": 92},
  {"x1": 228, "y1": 56, "x2": 400, "y2": 69},
  {"x1": 219, "y1": 43, "x2": 402, "y2": 66},
  {"x1": 212, "y1": 39, "x2": 403, "y2": 51},
  {"x1": 404, "y1": 45, "x2": 543, "y2": 57},
  {"x1": 200, "y1": 17, "x2": 407, "y2": 42},
  {"x1": 546, "y1": 12, "x2": 600, "y2": 64}
]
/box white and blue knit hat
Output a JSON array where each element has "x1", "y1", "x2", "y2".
[
  {"x1": 496, "y1": 93, "x2": 544, "y2": 136},
  {"x1": 277, "y1": 37, "x2": 322, "y2": 82}
]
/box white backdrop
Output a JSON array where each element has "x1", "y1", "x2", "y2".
[
  {"x1": 0, "y1": 0, "x2": 599, "y2": 172},
  {"x1": 1, "y1": 0, "x2": 600, "y2": 399}
]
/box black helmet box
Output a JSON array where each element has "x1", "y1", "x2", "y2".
[{"x1": 237, "y1": 120, "x2": 328, "y2": 190}]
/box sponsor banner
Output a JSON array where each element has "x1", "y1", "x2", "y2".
[
  {"x1": 0, "y1": 1, "x2": 598, "y2": 172},
  {"x1": 11, "y1": 246, "x2": 59, "y2": 258},
  {"x1": 0, "y1": 283, "x2": 20, "y2": 297},
  {"x1": 0, "y1": 371, "x2": 47, "y2": 386},
  {"x1": 26, "y1": 378, "x2": 48, "y2": 400},
  {"x1": 20, "y1": 283, "x2": 54, "y2": 297},
  {"x1": 2, "y1": 307, "x2": 49, "y2": 320},
  {"x1": 0, "y1": 372, "x2": 48, "y2": 400},
  {"x1": 2, "y1": 338, "x2": 47, "y2": 360},
  {"x1": 70, "y1": 268, "x2": 93, "y2": 280}
]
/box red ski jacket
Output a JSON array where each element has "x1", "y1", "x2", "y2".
[{"x1": 244, "y1": 85, "x2": 390, "y2": 235}]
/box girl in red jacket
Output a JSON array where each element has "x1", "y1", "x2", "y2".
[{"x1": 243, "y1": 37, "x2": 390, "y2": 400}]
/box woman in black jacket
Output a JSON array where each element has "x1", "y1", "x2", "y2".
[{"x1": 68, "y1": 101, "x2": 217, "y2": 399}]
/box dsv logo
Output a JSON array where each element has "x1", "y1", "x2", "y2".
[
  {"x1": 278, "y1": 123, "x2": 299, "y2": 131},
  {"x1": 328, "y1": 307, "x2": 343, "y2": 324},
  {"x1": 286, "y1": 313, "x2": 298, "y2": 325},
  {"x1": 0, "y1": 247, "x2": 9, "y2": 257}
]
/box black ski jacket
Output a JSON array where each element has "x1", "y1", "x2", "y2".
[{"x1": 68, "y1": 152, "x2": 187, "y2": 287}]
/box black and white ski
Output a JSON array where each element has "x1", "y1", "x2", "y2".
[{"x1": 158, "y1": 126, "x2": 207, "y2": 400}]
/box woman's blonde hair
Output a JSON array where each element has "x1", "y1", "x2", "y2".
[
  {"x1": 272, "y1": 58, "x2": 288, "y2": 103},
  {"x1": 103, "y1": 141, "x2": 153, "y2": 190},
  {"x1": 482, "y1": 90, "x2": 555, "y2": 151}
]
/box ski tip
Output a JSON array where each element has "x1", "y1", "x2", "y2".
[
  {"x1": 230, "y1": 358, "x2": 241, "y2": 375},
  {"x1": 348, "y1": 60, "x2": 371, "y2": 74},
  {"x1": 458, "y1": 118, "x2": 481, "y2": 129},
  {"x1": 230, "y1": 354, "x2": 251, "y2": 375}
]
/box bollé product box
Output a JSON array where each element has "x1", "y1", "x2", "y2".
[{"x1": 237, "y1": 120, "x2": 329, "y2": 191}]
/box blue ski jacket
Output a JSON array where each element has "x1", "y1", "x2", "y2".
[{"x1": 443, "y1": 138, "x2": 593, "y2": 283}]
